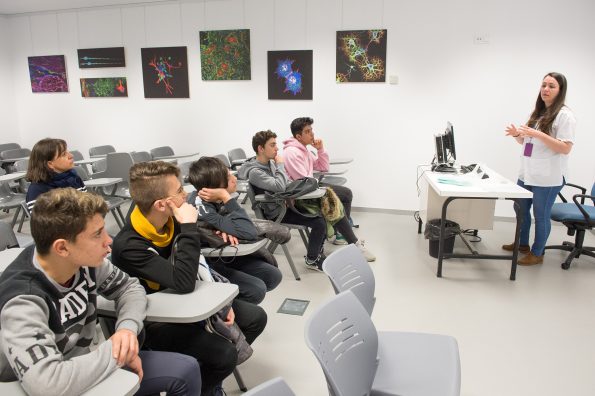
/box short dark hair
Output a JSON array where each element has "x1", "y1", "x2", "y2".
[
  {"x1": 290, "y1": 117, "x2": 313, "y2": 137},
  {"x1": 129, "y1": 161, "x2": 180, "y2": 214},
  {"x1": 188, "y1": 157, "x2": 229, "y2": 191},
  {"x1": 31, "y1": 188, "x2": 108, "y2": 255},
  {"x1": 27, "y1": 138, "x2": 68, "y2": 183},
  {"x1": 251, "y1": 130, "x2": 277, "y2": 153}
]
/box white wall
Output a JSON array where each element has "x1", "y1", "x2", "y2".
[
  {"x1": 6, "y1": 0, "x2": 595, "y2": 213},
  {"x1": 0, "y1": 16, "x2": 19, "y2": 142}
]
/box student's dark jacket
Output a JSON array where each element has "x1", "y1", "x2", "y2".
[
  {"x1": 26, "y1": 170, "x2": 86, "y2": 211},
  {"x1": 187, "y1": 191, "x2": 258, "y2": 240},
  {"x1": 111, "y1": 221, "x2": 201, "y2": 294}
]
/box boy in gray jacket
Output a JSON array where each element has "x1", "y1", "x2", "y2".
[{"x1": 0, "y1": 188, "x2": 200, "y2": 395}]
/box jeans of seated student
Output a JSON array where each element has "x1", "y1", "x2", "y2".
[
  {"x1": 321, "y1": 184, "x2": 353, "y2": 218},
  {"x1": 209, "y1": 256, "x2": 283, "y2": 304},
  {"x1": 135, "y1": 350, "x2": 201, "y2": 396},
  {"x1": 143, "y1": 299, "x2": 267, "y2": 396},
  {"x1": 517, "y1": 179, "x2": 564, "y2": 256},
  {"x1": 282, "y1": 210, "x2": 326, "y2": 259}
]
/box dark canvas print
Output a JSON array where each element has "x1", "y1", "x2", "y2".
[
  {"x1": 28, "y1": 55, "x2": 68, "y2": 93},
  {"x1": 336, "y1": 30, "x2": 387, "y2": 83},
  {"x1": 267, "y1": 50, "x2": 313, "y2": 100},
  {"x1": 78, "y1": 47, "x2": 126, "y2": 68},
  {"x1": 80, "y1": 78, "x2": 127, "y2": 97},
  {"x1": 141, "y1": 46, "x2": 189, "y2": 98},
  {"x1": 200, "y1": 29, "x2": 251, "y2": 80}
]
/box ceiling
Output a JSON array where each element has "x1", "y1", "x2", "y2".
[{"x1": 0, "y1": 0, "x2": 189, "y2": 15}]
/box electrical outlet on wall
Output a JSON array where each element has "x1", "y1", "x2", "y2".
[{"x1": 473, "y1": 34, "x2": 490, "y2": 44}]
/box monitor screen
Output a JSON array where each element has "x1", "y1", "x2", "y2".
[{"x1": 443, "y1": 122, "x2": 456, "y2": 164}]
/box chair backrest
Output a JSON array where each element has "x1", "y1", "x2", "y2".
[
  {"x1": 14, "y1": 159, "x2": 28, "y2": 173},
  {"x1": 243, "y1": 377, "x2": 295, "y2": 396},
  {"x1": 101, "y1": 152, "x2": 135, "y2": 181},
  {"x1": 214, "y1": 154, "x2": 232, "y2": 169},
  {"x1": 89, "y1": 145, "x2": 116, "y2": 158},
  {"x1": 0, "y1": 148, "x2": 31, "y2": 160},
  {"x1": 591, "y1": 183, "x2": 595, "y2": 206},
  {"x1": 150, "y1": 146, "x2": 175, "y2": 158},
  {"x1": 304, "y1": 291, "x2": 379, "y2": 396},
  {"x1": 93, "y1": 158, "x2": 107, "y2": 173},
  {"x1": 70, "y1": 150, "x2": 84, "y2": 161},
  {"x1": 74, "y1": 165, "x2": 91, "y2": 181},
  {"x1": 0, "y1": 221, "x2": 19, "y2": 250},
  {"x1": 322, "y1": 244, "x2": 376, "y2": 315},
  {"x1": 0, "y1": 143, "x2": 20, "y2": 153},
  {"x1": 228, "y1": 148, "x2": 247, "y2": 163},
  {"x1": 131, "y1": 151, "x2": 152, "y2": 164},
  {"x1": 178, "y1": 161, "x2": 192, "y2": 184}
]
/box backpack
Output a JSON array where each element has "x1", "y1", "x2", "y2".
[{"x1": 264, "y1": 177, "x2": 319, "y2": 200}]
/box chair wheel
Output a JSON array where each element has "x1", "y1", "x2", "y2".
[{"x1": 561, "y1": 262, "x2": 570, "y2": 270}]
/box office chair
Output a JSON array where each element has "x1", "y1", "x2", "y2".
[
  {"x1": 305, "y1": 291, "x2": 461, "y2": 396},
  {"x1": 322, "y1": 244, "x2": 376, "y2": 315},
  {"x1": 544, "y1": 182, "x2": 595, "y2": 269}
]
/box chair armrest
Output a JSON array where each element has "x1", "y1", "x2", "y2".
[
  {"x1": 572, "y1": 193, "x2": 595, "y2": 225},
  {"x1": 559, "y1": 183, "x2": 587, "y2": 203}
]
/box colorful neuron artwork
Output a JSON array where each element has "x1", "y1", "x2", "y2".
[
  {"x1": 336, "y1": 29, "x2": 387, "y2": 83},
  {"x1": 267, "y1": 50, "x2": 313, "y2": 100},
  {"x1": 78, "y1": 47, "x2": 126, "y2": 68},
  {"x1": 199, "y1": 29, "x2": 251, "y2": 80},
  {"x1": 28, "y1": 55, "x2": 68, "y2": 93},
  {"x1": 80, "y1": 78, "x2": 127, "y2": 98},
  {"x1": 141, "y1": 46, "x2": 189, "y2": 98}
]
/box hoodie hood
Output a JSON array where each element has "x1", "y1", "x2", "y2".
[
  {"x1": 238, "y1": 157, "x2": 272, "y2": 180},
  {"x1": 282, "y1": 137, "x2": 308, "y2": 153}
]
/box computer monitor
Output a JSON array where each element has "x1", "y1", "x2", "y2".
[
  {"x1": 443, "y1": 122, "x2": 456, "y2": 164},
  {"x1": 432, "y1": 122, "x2": 456, "y2": 172}
]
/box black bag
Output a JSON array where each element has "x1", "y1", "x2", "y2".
[
  {"x1": 264, "y1": 177, "x2": 319, "y2": 200},
  {"x1": 251, "y1": 218, "x2": 291, "y2": 245}
]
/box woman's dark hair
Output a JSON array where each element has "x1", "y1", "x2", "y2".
[
  {"x1": 26, "y1": 138, "x2": 68, "y2": 183},
  {"x1": 527, "y1": 72, "x2": 567, "y2": 135},
  {"x1": 188, "y1": 157, "x2": 229, "y2": 191},
  {"x1": 290, "y1": 117, "x2": 314, "y2": 136}
]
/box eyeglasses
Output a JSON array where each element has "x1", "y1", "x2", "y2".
[{"x1": 153, "y1": 185, "x2": 186, "y2": 205}]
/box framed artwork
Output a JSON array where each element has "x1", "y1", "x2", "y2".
[
  {"x1": 336, "y1": 29, "x2": 387, "y2": 82},
  {"x1": 199, "y1": 29, "x2": 251, "y2": 80},
  {"x1": 80, "y1": 78, "x2": 127, "y2": 97},
  {"x1": 28, "y1": 55, "x2": 68, "y2": 93},
  {"x1": 77, "y1": 47, "x2": 126, "y2": 68},
  {"x1": 267, "y1": 50, "x2": 313, "y2": 100},
  {"x1": 141, "y1": 46, "x2": 189, "y2": 98}
]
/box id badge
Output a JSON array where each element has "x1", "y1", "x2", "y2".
[{"x1": 523, "y1": 142, "x2": 533, "y2": 157}]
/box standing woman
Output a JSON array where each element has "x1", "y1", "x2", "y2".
[
  {"x1": 504, "y1": 72, "x2": 576, "y2": 265},
  {"x1": 26, "y1": 138, "x2": 86, "y2": 211}
]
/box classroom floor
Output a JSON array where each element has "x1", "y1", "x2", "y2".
[{"x1": 5, "y1": 206, "x2": 595, "y2": 395}]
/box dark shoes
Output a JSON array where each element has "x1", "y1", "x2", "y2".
[
  {"x1": 305, "y1": 252, "x2": 326, "y2": 272},
  {"x1": 502, "y1": 243, "x2": 530, "y2": 253},
  {"x1": 518, "y1": 252, "x2": 544, "y2": 266}
]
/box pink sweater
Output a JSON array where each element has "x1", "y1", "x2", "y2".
[{"x1": 282, "y1": 137, "x2": 330, "y2": 181}]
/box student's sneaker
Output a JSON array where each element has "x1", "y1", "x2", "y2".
[
  {"x1": 356, "y1": 240, "x2": 376, "y2": 262},
  {"x1": 331, "y1": 233, "x2": 348, "y2": 245},
  {"x1": 304, "y1": 253, "x2": 326, "y2": 272},
  {"x1": 213, "y1": 385, "x2": 227, "y2": 396}
]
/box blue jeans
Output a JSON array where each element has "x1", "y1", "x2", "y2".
[{"x1": 517, "y1": 179, "x2": 564, "y2": 256}]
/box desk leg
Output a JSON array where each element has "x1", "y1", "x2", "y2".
[
  {"x1": 437, "y1": 197, "x2": 456, "y2": 278},
  {"x1": 509, "y1": 199, "x2": 522, "y2": 281}
]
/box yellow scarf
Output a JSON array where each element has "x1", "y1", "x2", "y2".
[{"x1": 130, "y1": 206, "x2": 175, "y2": 248}]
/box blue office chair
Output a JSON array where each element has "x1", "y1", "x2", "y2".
[{"x1": 544, "y1": 182, "x2": 595, "y2": 269}]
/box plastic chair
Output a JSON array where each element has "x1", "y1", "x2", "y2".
[
  {"x1": 243, "y1": 377, "x2": 295, "y2": 396},
  {"x1": 89, "y1": 145, "x2": 116, "y2": 158},
  {"x1": 0, "y1": 221, "x2": 19, "y2": 250},
  {"x1": 0, "y1": 179, "x2": 26, "y2": 230},
  {"x1": 91, "y1": 152, "x2": 135, "y2": 198},
  {"x1": 228, "y1": 148, "x2": 248, "y2": 169},
  {"x1": 131, "y1": 151, "x2": 153, "y2": 164},
  {"x1": 0, "y1": 143, "x2": 20, "y2": 153},
  {"x1": 544, "y1": 182, "x2": 595, "y2": 269},
  {"x1": 322, "y1": 244, "x2": 376, "y2": 315},
  {"x1": 150, "y1": 146, "x2": 175, "y2": 159},
  {"x1": 214, "y1": 153, "x2": 232, "y2": 169},
  {"x1": 70, "y1": 150, "x2": 84, "y2": 161},
  {"x1": 0, "y1": 148, "x2": 31, "y2": 173},
  {"x1": 305, "y1": 291, "x2": 461, "y2": 396}
]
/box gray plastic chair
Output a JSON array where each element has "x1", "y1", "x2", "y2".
[
  {"x1": 214, "y1": 153, "x2": 232, "y2": 169},
  {"x1": 89, "y1": 145, "x2": 116, "y2": 158},
  {"x1": 150, "y1": 146, "x2": 175, "y2": 159},
  {"x1": 91, "y1": 152, "x2": 134, "y2": 198},
  {"x1": 0, "y1": 181, "x2": 26, "y2": 230},
  {"x1": 228, "y1": 148, "x2": 248, "y2": 169},
  {"x1": 243, "y1": 377, "x2": 295, "y2": 396},
  {"x1": 0, "y1": 143, "x2": 20, "y2": 153},
  {"x1": 70, "y1": 150, "x2": 84, "y2": 161},
  {"x1": 322, "y1": 244, "x2": 376, "y2": 315},
  {"x1": 0, "y1": 148, "x2": 31, "y2": 160},
  {"x1": 0, "y1": 221, "x2": 19, "y2": 250},
  {"x1": 131, "y1": 151, "x2": 153, "y2": 164},
  {"x1": 305, "y1": 291, "x2": 461, "y2": 396}
]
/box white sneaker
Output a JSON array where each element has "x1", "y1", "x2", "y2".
[{"x1": 356, "y1": 240, "x2": 376, "y2": 262}]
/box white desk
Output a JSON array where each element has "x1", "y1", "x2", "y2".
[
  {"x1": 0, "y1": 171, "x2": 26, "y2": 183},
  {"x1": 86, "y1": 177, "x2": 123, "y2": 189},
  {"x1": 420, "y1": 166, "x2": 532, "y2": 280},
  {"x1": 153, "y1": 152, "x2": 200, "y2": 161},
  {"x1": 329, "y1": 157, "x2": 353, "y2": 165},
  {"x1": 97, "y1": 281, "x2": 238, "y2": 323},
  {"x1": 75, "y1": 158, "x2": 103, "y2": 166}
]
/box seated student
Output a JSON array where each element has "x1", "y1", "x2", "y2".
[
  {"x1": 187, "y1": 156, "x2": 282, "y2": 304},
  {"x1": 111, "y1": 161, "x2": 267, "y2": 396},
  {"x1": 283, "y1": 117, "x2": 358, "y2": 244},
  {"x1": 0, "y1": 188, "x2": 200, "y2": 396},
  {"x1": 240, "y1": 131, "x2": 375, "y2": 271},
  {"x1": 25, "y1": 138, "x2": 86, "y2": 212}
]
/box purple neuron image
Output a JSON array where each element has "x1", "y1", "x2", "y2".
[{"x1": 28, "y1": 55, "x2": 69, "y2": 93}]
